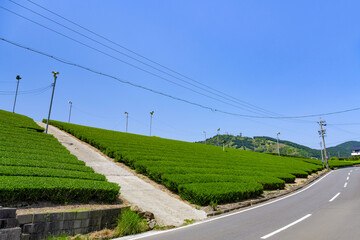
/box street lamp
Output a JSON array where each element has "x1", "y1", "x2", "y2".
[
  {"x1": 150, "y1": 111, "x2": 154, "y2": 136},
  {"x1": 124, "y1": 112, "x2": 128, "y2": 133},
  {"x1": 12, "y1": 75, "x2": 21, "y2": 113},
  {"x1": 277, "y1": 132, "x2": 281, "y2": 156},
  {"x1": 203, "y1": 131, "x2": 207, "y2": 144},
  {"x1": 68, "y1": 101, "x2": 72, "y2": 123}
]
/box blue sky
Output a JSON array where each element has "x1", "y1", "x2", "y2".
[{"x1": 1, "y1": 0, "x2": 360, "y2": 150}]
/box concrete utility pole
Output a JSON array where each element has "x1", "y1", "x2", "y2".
[
  {"x1": 253, "y1": 138, "x2": 256, "y2": 152},
  {"x1": 124, "y1": 112, "x2": 128, "y2": 133},
  {"x1": 68, "y1": 101, "x2": 72, "y2": 123},
  {"x1": 318, "y1": 118, "x2": 329, "y2": 169},
  {"x1": 277, "y1": 132, "x2": 281, "y2": 156},
  {"x1": 12, "y1": 75, "x2": 21, "y2": 113},
  {"x1": 320, "y1": 141, "x2": 325, "y2": 168},
  {"x1": 217, "y1": 128, "x2": 220, "y2": 146},
  {"x1": 45, "y1": 71, "x2": 59, "y2": 134},
  {"x1": 203, "y1": 131, "x2": 207, "y2": 144},
  {"x1": 149, "y1": 111, "x2": 154, "y2": 136}
]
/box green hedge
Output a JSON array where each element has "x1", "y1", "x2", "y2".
[
  {"x1": 0, "y1": 176, "x2": 120, "y2": 204},
  {"x1": 178, "y1": 182, "x2": 263, "y2": 205}
]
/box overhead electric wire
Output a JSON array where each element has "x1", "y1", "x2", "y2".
[
  {"x1": 22, "y1": 0, "x2": 281, "y2": 117},
  {"x1": 0, "y1": 84, "x2": 52, "y2": 95},
  {"x1": 1, "y1": 5, "x2": 276, "y2": 117},
  {"x1": 2, "y1": 37, "x2": 360, "y2": 119}
]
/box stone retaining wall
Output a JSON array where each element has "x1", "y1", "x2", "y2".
[
  {"x1": 0, "y1": 207, "x2": 21, "y2": 240},
  {"x1": 0, "y1": 206, "x2": 130, "y2": 240},
  {"x1": 18, "y1": 207, "x2": 129, "y2": 240}
]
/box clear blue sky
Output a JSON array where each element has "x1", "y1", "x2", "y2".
[{"x1": 1, "y1": 0, "x2": 360, "y2": 150}]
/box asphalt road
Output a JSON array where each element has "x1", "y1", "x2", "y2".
[{"x1": 117, "y1": 167, "x2": 360, "y2": 240}]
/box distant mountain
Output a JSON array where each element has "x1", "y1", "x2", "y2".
[{"x1": 197, "y1": 134, "x2": 360, "y2": 158}]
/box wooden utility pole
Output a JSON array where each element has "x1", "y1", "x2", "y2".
[{"x1": 318, "y1": 118, "x2": 329, "y2": 169}]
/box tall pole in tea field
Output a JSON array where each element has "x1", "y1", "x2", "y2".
[
  {"x1": 68, "y1": 101, "x2": 72, "y2": 123},
  {"x1": 203, "y1": 131, "x2": 207, "y2": 144},
  {"x1": 124, "y1": 112, "x2": 128, "y2": 133},
  {"x1": 277, "y1": 132, "x2": 280, "y2": 156},
  {"x1": 149, "y1": 111, "x2": 154, "y2": 136},
  {"x1": 45, "y1": 71, "x2": 59, "y2": 134},
  {"x1": 217, "y1": 128, "x2": 220, "y2": 146},
  {"x1": 12, "y1": 75, "x2": 21, "y2": 113}
]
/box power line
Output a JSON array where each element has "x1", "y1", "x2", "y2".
[
  {"x1": 2, "y1": 37, "x2": 360, "y2": 119},
  {"x1": 0, "y1": 84, "x2": 52, "y2": 95},
  {"x1": 22, "y1": 0, "x2": 281, "y2": 117},
  {"x1": 1, "y1": 4, "x2": 275, "y2": 117}
]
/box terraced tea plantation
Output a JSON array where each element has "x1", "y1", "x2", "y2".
[
  {"x1": 0, "y1": 110, "x2": 120, "y2": 205},
  {"x1": 47, "y1": 120, "x2": 360, "y2": 205}
]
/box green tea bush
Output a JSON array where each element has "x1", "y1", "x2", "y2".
[
  {"x1": 0, "y1": 109, "x2": 120, "y2": 204},
  {"x1": 46, "y1": 119, "x2": 360, "y2": 205}
]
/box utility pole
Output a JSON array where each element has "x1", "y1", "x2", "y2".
[
  {"x1": 149, "y1": 111, "x2": 154, "y2": 136},
  {"x1": 277, "y1": 132, "x2": 281, "y2": 156},
  {"x1": 253, "y1": 138, "x2": 256, "y2": 152},
  {"x1": 124, "y1": 112, "x2": 128, "y2": 133},
  {"x1": 320, "y1": 141, "x2": 324, "y2": 168},
  {"x1": 68, "y1": 101, "x2": 72, "y2": 123},
  {"x1": 318, "y1": 118, "x2": 329, "y2": 169},
  {"x1": 217, "y1": 128, "x2": 220, "y2": 146},
  {"x1": 12, "y1": 75, "x2": 21, "y2": 113},
  {"x1": 45, "y1": 71, "x2": 59, "y2": 134},
  {"x1": 203, "y1": 131, "x2": 207, "y2": 144}
]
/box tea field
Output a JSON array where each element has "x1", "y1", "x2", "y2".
[
  {"x1": 0, "y1": 110, "x2": 120, "y2": 205},
  {"x1": 47, "y1": 120, "x2": 360, "y2": 205}
]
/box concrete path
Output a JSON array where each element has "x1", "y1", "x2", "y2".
[{"x1": 37, "y1": 122, "x2": 207, "y2": 226}]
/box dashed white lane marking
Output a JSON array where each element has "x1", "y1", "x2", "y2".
[
  {"x1": 350, "y1": 170, "x2": 353, "y2": 173},
  {"x1": 344, "y1": 182, "x2": 348, "y2": 188},
  {"x1": 329, "y1": 192, "x2": 341, "y2": 202},
  {"x1": 260, "y1": 214, "x2": 312, "y2": 239},
  {"x1": 348, "y1": 173, "x2": 351, "y2": 176},
  {"x1": 347, "y1": 176, "x2": 349, "y2": 181}
]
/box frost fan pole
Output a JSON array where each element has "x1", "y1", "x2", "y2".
[
  {"x1": 45, "y1": 71, "x2": 59, "y2": 134},
  {"x1": 12, "y1": 75, "x2": 21, "y2": 113}
]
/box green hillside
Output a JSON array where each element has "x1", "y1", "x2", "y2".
[
  {"x1": 0, "y1": 110, "x2": 120, "y2": 205},
  {"x1": 46, "y1": 120, "x2": 359, "y2": 206},
  {"x1": 199, "y1": 134, "x2": 360, "y2": 158}
]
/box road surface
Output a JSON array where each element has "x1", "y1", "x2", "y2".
[{"x1": 117, "y1": 167, "x2": 360, "y2": 240}]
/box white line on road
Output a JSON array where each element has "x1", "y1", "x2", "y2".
[
  {"x1": 344, "y1": 182, "x2": 348, "y2": 188},
  {"x1": 348, "y1": 173, "x2": 351, "y2": 175},
  {"x1": 260, "y1": 214, "x2": 312, "y2": 239},
  {"x1": 329, "y1": 192, "x2": 341, "y2": 202},
  {"x1": 350, "y1": 170, "x2": 353, "y2": 173},
  {"x1": 347, "y1": 176, "x2": 349, "y2": 181}
]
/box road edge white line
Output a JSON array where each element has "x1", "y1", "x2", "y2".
[
  {"x1": 113, "y1": 171, "x2": 333, "y2": 240},
  {"x1": 260, "y1": 214, "x2": 312, "y2": 239},
  {"x1": 329, "y1": 192, "x2": 340, "y2": 202}
]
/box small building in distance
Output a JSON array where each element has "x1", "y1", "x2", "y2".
[{"x1": 351, "y1": 146, "x2": 360, "y2": 156}]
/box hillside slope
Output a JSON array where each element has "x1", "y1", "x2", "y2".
[{"x1": 199, "y1": 134, "x2": 360, "y2": 158}]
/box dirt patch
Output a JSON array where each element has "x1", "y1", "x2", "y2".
[{"x1": 15, "y1": 198, "x2": 129, "y2": 215}]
